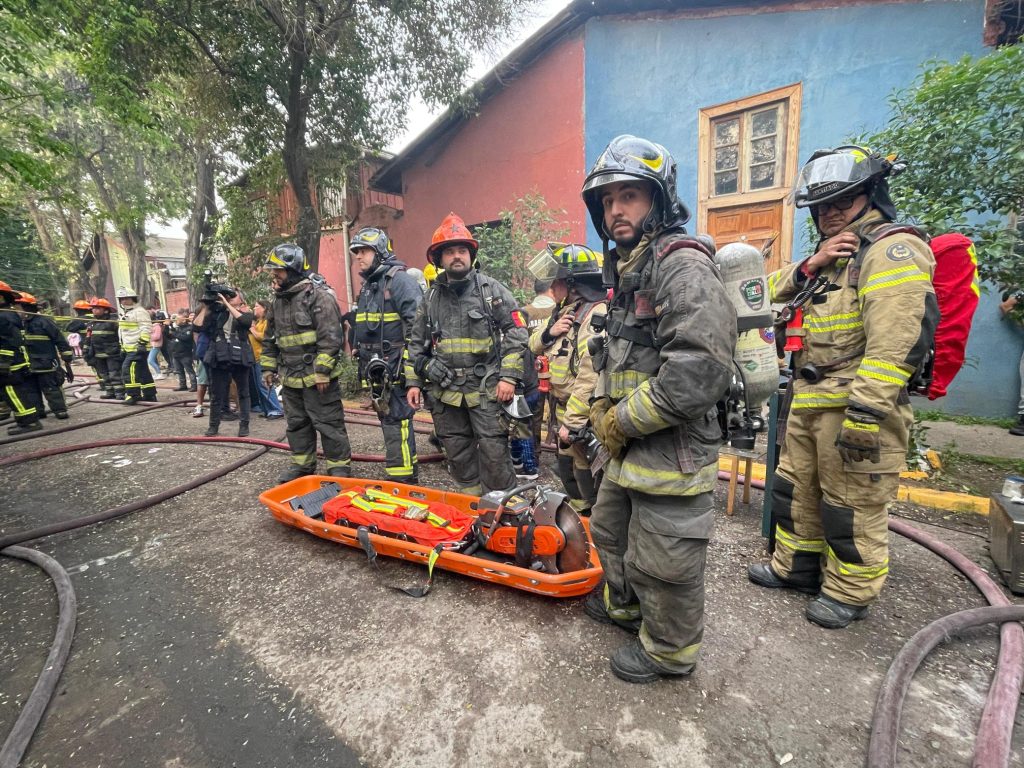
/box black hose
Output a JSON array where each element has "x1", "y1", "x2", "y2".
[
  {"x1": 0, "y1": 444, "x2": 268, "y2": 550},
  {"x1": 0, "y1": 547, "x2": 77, "y2": 768},
  {"x1": 867, "y1": 605, "x2": 1024, "y2": 768},
  {"x1": 0, "y1": 400, "x2": 178, "y2": 447}
]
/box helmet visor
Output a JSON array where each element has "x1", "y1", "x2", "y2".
[
  {"x1": 526, "y1": 248, "x2": 564, "y2": 282},
  {"x1": 581, "y1": 171, "x2": 646, "y2": 198},
  {"x1": 791, "y1": 152, "x2": 876, "y2": 206}
]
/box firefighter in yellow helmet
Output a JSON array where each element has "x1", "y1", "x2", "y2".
[
  {"x1": 580, "y1": 136, "x2": 738, "y2": 683},
  {"x1": 748, "y1": 145, "x2": 938, "y2": 628},
  {"x1": 527, "y1": 243, "x2": 607, "y2": 513}
]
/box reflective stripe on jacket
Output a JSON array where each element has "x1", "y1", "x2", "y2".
[
  {"x1": 262, "y1": 279, "x2": 344, "y2": 388},
  {"x1": 600, "y1": 230, "x2": 737, "y2": 496}
]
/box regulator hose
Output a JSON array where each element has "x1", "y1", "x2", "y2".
[{"x1": 0, "y1": 548, "x2": 77, "y2": 768}]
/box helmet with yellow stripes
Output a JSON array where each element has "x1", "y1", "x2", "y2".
[
  {"x1": 581, "y1": 135, "x2": 690, "y2": 240},
  {"x1": 264, "y1": 243, "x2": 310, "y2": 276},
  {"x1": 349, "y1": 227, "x2": 394, "y2": 276}
]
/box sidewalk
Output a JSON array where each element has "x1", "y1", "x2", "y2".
[{"x1": 922, "y1": 420, "x2": 1024, "y2": 460}]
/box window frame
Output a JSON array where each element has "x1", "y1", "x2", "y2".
[{"x1": 698, "y1": 83, "x2": 802, "y2": 265}]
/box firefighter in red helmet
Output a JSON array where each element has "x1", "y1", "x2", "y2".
[{"x1": 405, "y1": 212, "x2": 529, "y2": 495}]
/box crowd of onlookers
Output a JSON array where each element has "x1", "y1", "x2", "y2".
[{"x1": 143, "y1": 298, "x2": 284, "y2": 422}]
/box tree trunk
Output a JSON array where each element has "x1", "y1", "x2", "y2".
[
  {"x1": 81, "y1": 153, "x2": 157, "y2": 309},
  {"x1": 281, "y1": 19, "x2": 322, "y2": 272},
  {"x1": 184, "y1": 142, "x2": 218, "y2": 307}
]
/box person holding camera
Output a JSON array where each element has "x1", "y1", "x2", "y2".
[
  {"x1": 194, "y1": 284, "x2": 253, "y2": 437},
  {"x1": 116, "y1": 286, "x2": 157, "y2": 403},
  {"x1": 1000, "y1": 289, "x2": 1024, "y2": 436},
  {"x1": 262, "y1": 243, "x2": 353, "y2": 481},
  {"x1": 349, "y1": 228, "x2": 422, "y2": 483}
]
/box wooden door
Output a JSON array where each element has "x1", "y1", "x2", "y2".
[{"x1": 707, "y1": 201, "x2": 783, "y2": 273}]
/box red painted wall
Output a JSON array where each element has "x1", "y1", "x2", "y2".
[{"x1": 385, "y1": 30, "x2": 587, "y2": 271}]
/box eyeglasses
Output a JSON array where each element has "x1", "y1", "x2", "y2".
[{"x1": 813, "y1": 194, "x2": 862, "y2": 213}]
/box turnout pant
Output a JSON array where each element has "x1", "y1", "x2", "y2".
[
  {"x1": 94, "y1": 355, "x2": 124, "y2": 397},
  {"x1": 281, "y1": 379, "x2": 352, "y2": 472},
  {"x1": 208, "y1": 364, "x2": 251, "y2": 432},
  {"x1": 590, "y1": 479, "x2": 713, "y2": 674},
  {"x1": 1, "y1": 370, "x2": 44, "y2": 426},
  {"x1": 376, "y1": 387, "x2": 418, "y2": 480},
  {"x1": 769, "y1": 406, "x2": 909, "y2": 606},
  {"x1": 432, "y1": 397, "x2": 515, "y2": 495},
  {"x1": 33, "y1": 370, "x2": 68, "y2": 415},
  {"x1": 122, "y1": 352, "x2": 156, "y2": 401}
]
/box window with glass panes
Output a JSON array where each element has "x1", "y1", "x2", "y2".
[{"x1": 711, "y1": 102, "x2": 786, "y2": 197}]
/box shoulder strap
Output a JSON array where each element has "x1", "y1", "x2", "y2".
[{"x1": 654, "y1": 232, "x2": 715, "y2": 262}]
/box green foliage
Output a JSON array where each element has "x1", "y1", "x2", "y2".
[
  {"x1": 474, "y1": 191, "x2": 570, "y2": 304},
  {"x1": 336, "y1": 353, "x2": 362, "y2": 399},
  {"x1": 863, "y1": 44, "x2": 1024, "y2": 290},
  {"x1": 0, "y1": 205, "x2": 64, "y2": 301},
  {"x1": 913, "y1": 407, "x2": 1017, "y2": 430}
]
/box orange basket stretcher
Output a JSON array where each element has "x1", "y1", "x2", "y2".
[{"x1": 259, "y1": 476, "x2": 603, "y2": 598}]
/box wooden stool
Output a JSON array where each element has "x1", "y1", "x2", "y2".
[{"x1": 720, "y1": 446, "x2": 766, "y2": 516}]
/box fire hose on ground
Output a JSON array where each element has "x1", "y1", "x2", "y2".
[{"x1": 1, "y1": 408, "x2": 1021, "y2": 766}]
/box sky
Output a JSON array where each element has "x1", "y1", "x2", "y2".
[{"x1": 150, "y1": 0, "x2": 572, "y2": 240}]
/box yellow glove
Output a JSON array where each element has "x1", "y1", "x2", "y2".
[
  {"x1": 589, "y1": 397, "x2": 612, "y2": 427},
  {"x1": 594, "y1": 406, "x2": 628, "y2": 459}
]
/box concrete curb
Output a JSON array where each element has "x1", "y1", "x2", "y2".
[{"x1": 715, "y1": 457, "x2": 990, "y2": 516}]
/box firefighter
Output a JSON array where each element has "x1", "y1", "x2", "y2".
[
  {"x1": 748, "y1": 145, "x2": 937, "y2": 629},
  {"x1": 13, "y1": 292, "x2": 74, "y2": 419},
  {"x1": 349, "y1": 227, "x2": 423, "y2": 483},
  {"x1": 405, "y1": 212, "x2": 529, "y2": 495},
  {"x1": 0, "y1": 281, "x2": 44, "y2": 434},
  {"x1": 527, "y1": 243, "x2": 607, "y2": 514},
  {"x1": 261, "y1": 243, "x2": 353, "y2": 482},
  {"x1": 580, "y1": 136, "x2": 737, "y2": 683},
  {"x1": 89, "y1": 297, "x2": 123, "y2": 399},
  {"x1": 116, "y1": 287, "x2": 156, "y2": 403}
]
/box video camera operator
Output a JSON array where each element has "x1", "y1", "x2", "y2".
[{"x1": 193, "y1": 280, "x2": 254, "y2": 437}]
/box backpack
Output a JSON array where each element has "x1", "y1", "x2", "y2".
[{"x1": 855, "y1": 226, "x2": 979, "y2": 399}]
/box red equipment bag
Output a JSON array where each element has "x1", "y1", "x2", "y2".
[
  {"x1": 927, "y1": 233, "x2": 980, "y2": 400},
  {"x1": 322, "y1": 488, "x2": 474, "y2": 547}
]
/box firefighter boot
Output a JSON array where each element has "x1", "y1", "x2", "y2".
[
  {"x1": 805, "y1": 594, "x2": 869, "y2": 629},
  {"x1": 610, "y1": 638, "x2": 693, "y2": 684},
  {"x1": 278, "y1": 463, "x2": 316, "y2": 484},
  {"x1": 1010, "y1": 415, "x2": 1024, "y2": 436},
  {"x1": 583, "y1": 583, "x2": 641, "y2": 634},
  {"x1": 7, "y1": 421, "x2": 43, "y2": 436},
  {"x1": 747, "y1": 563, "x2": 820, "y2": 595}
]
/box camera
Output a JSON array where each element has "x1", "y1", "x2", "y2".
[{"x1": 200, "y1": 282, "x2": 237, "y2": 304}]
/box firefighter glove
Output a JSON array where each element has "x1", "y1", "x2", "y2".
[
  {"x1": 594, "y1": 405, "x2": 627, "y2": 460},
  {"x1": 836, "y1": 411, "x2": 881, "y2": 464},
  {"x1": 425, "y1": 358, "x2": 454, "y2": 388},
  {"x1": 589, "y1": 396, "x2": 612, "y2": 427},
  {"x1": 64, "y1": 363, "x2": 75, "y2": 383},
  {"x1": 262, "y1": 370, "x2": 276, "y2": 389}
]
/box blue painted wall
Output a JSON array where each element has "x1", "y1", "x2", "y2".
[{"x1": 583, "y1": 1, "x2": 1018, "y2": 417}]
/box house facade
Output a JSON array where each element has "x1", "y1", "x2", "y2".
[{"x1": 369, "y1": 0, "x2": 1021, "y2": 417}]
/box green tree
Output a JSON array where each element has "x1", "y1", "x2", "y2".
[
  {"x1": 863, "y1": 44, "x2": 1024, "y2": 289},
  {"x1": 474, "y1": 191, "x2": 570, "y2": 304},
  {"x1": 0, "y1": 204, "x2": 64, "y2": 304}
]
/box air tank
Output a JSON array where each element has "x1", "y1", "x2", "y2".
[{"x1": 714, "y1": 242, "x2": 778, "y2": 412}]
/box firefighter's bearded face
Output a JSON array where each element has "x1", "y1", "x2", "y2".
[
  {"x1": 601, "y1": 180, "x2": 654, "y2": 248},
  {"x1": 440, "y1": 244, "x2": 473, "y2": 280},
  {"x1": 269, "y1": 268, "x2": 290, "y2": 292}
]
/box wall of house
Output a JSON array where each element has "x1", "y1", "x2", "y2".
[
  {"x1": 384, "y1": 30, "x2": 588, "y2": 274},
  {"x1": 584, "y1": 0, "x2": 1015, "y2": 417}
]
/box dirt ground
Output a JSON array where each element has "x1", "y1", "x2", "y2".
[{"x1": 1, "y1": 379, "x2": 1023, "y2": 768}]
